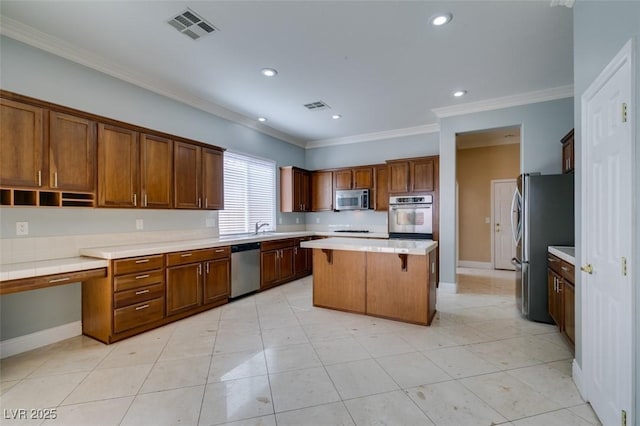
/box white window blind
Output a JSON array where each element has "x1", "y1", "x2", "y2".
[{"x1": 219, "y1": 151, "x2": 276, "y2": 235}]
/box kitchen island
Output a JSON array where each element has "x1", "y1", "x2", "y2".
[{"x1": 300, "y1": 238, "x2": 438, "y2": 325}]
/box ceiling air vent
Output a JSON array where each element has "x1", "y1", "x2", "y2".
[
  {"x1": 168, "y1": 8, "x2": 218, "y2": 40},
  {"x1": 303, "y1": 101, "x2": 331, "y2": 111}
]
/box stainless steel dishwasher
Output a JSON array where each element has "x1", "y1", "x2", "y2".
[{"x1": 230, "y1": 242, "x2": 261, "y2": 298}]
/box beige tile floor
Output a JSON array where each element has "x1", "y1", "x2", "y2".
[{"x1": 0, "y1": 268, "x2": 601, "y2": 426}]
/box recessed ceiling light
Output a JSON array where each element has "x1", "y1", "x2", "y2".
[
  {"x1": 258, "y1": 117, "x2": 267, "y2": 122},
  {"x1": 260, "y1": 68, "x2": 278, "y2": 77},
  {"x1": 331, "y1": 114, "x2": 342, "y2": 120},
  {"x1": 430, "y1": 13, "x2": 452, "y2": 26},
  {"x1": 453, "y1": 90, "x2": 467, "y2": 97}
]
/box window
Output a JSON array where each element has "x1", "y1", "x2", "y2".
[{"x1": 219, "y1": 151, "x2": 276, "y2": 235}]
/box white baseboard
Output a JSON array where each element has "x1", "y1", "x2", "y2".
[
  {"x1": 438, "y1": 281, "x2": 458, "y2": 293},
  {"x1": 572, "y1": 358, "x2": 587, "y2": 400},
  {"x1": 457, "y1": 261, "x2": 493, "y2": 269},
  {"x1": 0, "y1": 321, "x2": 82, "y2": 359}
]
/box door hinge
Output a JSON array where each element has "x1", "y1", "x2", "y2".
[
  {"x1": 622, "y1": 257, "x2": 627, "y2": 276},
  {"x1": 622, "y1": 103, "x2": 628, "y2": 123},
  {"x1": 622, "y1": 409, "x2": 627, "y2": 426}
]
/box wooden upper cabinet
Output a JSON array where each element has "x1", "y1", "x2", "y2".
[
  {"x1": 353, "y1": 167, "x2": 373, "y2": 189},
  {"x1": 333, "y1": 167, "x2": 373, "y2": 190},
  {"x1": 140, "y1": 134, "x2": 172, "y2": 209},
  {"x1": 202, "y1": 148, "x2": 224, "y2": 209},
  {"x1": 49, "y1": 111, "x2": 96, "y2": 192},
  {"x1": 334, "y1": 169, "x2": 352, "y2": 190},
  {"x1": 311, "y1": 170, "x2": 333, "y2": 211},
  {"x1": 98, "y1": 123, "x2": 139, "y2": 207},
  {"x1": 410, "y1": 158, "x2": 435, "y2": 192},
  {"x1": 388, "y1": 161, "x2": 410, "y2": 193},
  {"x1": 280, "y1": 166, "x2": 310, "y2": 212},
  {"x1": 561, "y1": 129, "x2": 574, "y2": 174},
  {"x1": 374, "y1": 165, "x2": 389, "y2": 211},
  {"x1": 387, "y1": 156, "x2": 437, "y2": 194},
  {"x1": 174, "y1": 141, "x2": 201, "y2": 209},
  {"x1": 0, "y1": 98, "x2": 44, "y2": 188}
]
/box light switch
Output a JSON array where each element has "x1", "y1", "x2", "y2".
[
  {"x1": 16, "y1": 222, "x2": 28, "y2": 236},
  {"x1": 206, "y1": 218, "x2": 216, "y2": 228},
  {"x1": 485, "y1": 217, "x2": 491, "y2": 224},
  {"x1": 136, "y1": 219, "x2": 144, "y2": 230}
]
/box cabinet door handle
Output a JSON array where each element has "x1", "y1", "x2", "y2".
[
  {"x1": 54, "y1": 172, "x2": 58, "y2": 188},
  {"x1": 37, "y1": 170, "x2": 42, "y2": 187},
  {"x1": 181, "y1": 253, "x2": 193, "y2": 257},
  {"x1": 548, "y1": 258, "x2": 558, "y2": 263},
  {"x1": 135, "y1": 289, "x2": 150, "y2": 295},
  {"x1": 133, "y1": 193, "x2": 137, "y2": 206},
  {"x1": 215, "y1": 249, "x2": 225, "y2": 253},
  {"x1": 135, "y1": 304, "x2": 150, "y2": 311},
  {"x1": 198, "y1": 264, "x2": 202, "y2": 275},
  {"x1": 561, "y1": 266, "x2": 570, "y2": 272},
  {"x1": 135, "y1": 274, "x2": 150, "y2": 280},
  {"x1": 206, "y1": 263, "x2": 210, "y2": 274},
  {"x1": 49, "y1": 277, "x2": 70, "y2": 283},
  {"x1": 135, "y1": 259, "x2": 149, "y2": 264},
  {"x1": 294, "y1": 247, "x2": 298, "y2": 255},
  {"x1": 198, "y1": 197, "x2": 202, "y2": 208},
  {"x1": 144, "y1": 193, "x2": 148, "y2": 207},
  {"x1": 205, "y1": 198, "x2": 208, "y2": 208}
]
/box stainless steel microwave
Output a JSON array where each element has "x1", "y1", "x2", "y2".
[{"x1": 335, "y1": 189, "x2": 370, "y2": 211}]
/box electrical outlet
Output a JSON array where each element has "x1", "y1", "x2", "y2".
[
  {"x1": 296, "y1": 217, "x2": 300, "y2": 224},
  {"x1": 316, "y1": 218, "x2": 320, "y2": 224},
  {"x1": 206, "y1": 218, "x2": 216, "y2": 228},
  {"x1": 136, "y1": 219, "x2": 144, "y2": 230},
  {"x1": 278, "y1": 217, "x2": 282, "y2": 225},
  {"x1": 16, "y1": 221, "x2": 28, "y2": 236}
]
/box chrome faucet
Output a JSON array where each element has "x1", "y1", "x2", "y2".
[{"x1": 255, "y1": 221, "x2": 269, "y2": 234}]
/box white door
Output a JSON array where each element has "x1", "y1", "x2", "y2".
[
  {"x1": 492, "y1": 179, "x2": 517, "y2": 270},
  {"x1": 581, "y1": 39, "x2": 634, "y2": 426}
]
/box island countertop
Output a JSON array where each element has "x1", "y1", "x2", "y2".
[{"x1": 300, "y1": 237, "x2": 437, "y2": 255}]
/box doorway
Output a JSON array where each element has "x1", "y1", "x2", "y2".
[
  {"x1": 456, "y1": 126, "x2": 521, "y2": 271},
  {"x1": 491, "y1": 179, "x2": 516, "y2": 270},
  {"x1": 580, "y1": 39, "x2": 634, "y2": 426}
]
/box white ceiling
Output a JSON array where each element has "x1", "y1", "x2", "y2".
[{"x1": 0, "y1": 1, "x2": 573, "y2": 147}]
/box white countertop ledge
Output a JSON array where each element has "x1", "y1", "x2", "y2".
[
  {"x1": 0, "y1": 257, "x2": 109, "y2": 282},
  {"x1": 549, "y1": 246, "x2": 575, "y2": 265},
  {"x1": 301, "y1": 237, "x2": 437, "y2": 255}
]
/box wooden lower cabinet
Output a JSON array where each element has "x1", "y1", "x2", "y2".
[
  {"x1": 260, "y1": 237, "x2": 313, "y2": 290},
  {"x1": 312, "y1": 249, "x2": 366, "y2": 313},
  {"x1": 260, "y1": 239, "x2": 296, "y2": 290},
  {"x1": 166, "y1": 263, "x2": 202, "y2": 316},
  {"x1": 82, "y1": 248, "x2": 230, "y2": 344},
  {"x1": 547, "y1": 253, "x2": 575, "y2": 348}
]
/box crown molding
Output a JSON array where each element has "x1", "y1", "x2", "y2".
[
  {"x1": 306, "y1": 123, "x2": 440, "y2": 149},
  {"x1": 0, "y1": 16, "x2": 306, "y2": 148},
  {"x1": 432, "y1": 85, "x2": 574, "y2": 119}
]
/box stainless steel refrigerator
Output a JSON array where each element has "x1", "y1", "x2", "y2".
[{"x1": 511, "y1": 173, "x2": 574, "y2": 323}]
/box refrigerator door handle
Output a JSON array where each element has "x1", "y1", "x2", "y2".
[
  {"x1": 510, "y1": 188, "x2": 519, "y2": 245},
  {"x1": 511, "y1": 257, "x2": 520, "y2": 267}
]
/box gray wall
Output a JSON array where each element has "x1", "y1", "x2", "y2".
[
  {"x1": 439, "y1": 98, "x2": 574, "y2": 285},
  {"x1": 573, "y1": 0, "x2": 640, "y2": 414},
  {"x1": 0, "y1": 36, "x2": 305, "y2": 341}
]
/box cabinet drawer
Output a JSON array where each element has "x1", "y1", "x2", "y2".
[
  {"x1": 114, "y1": 269, "x2": 164, "y2": 292},
  {"x1": 113, "y1": 297, "x2": 164, "y2": 334},
  {"x1": 261, "y1": 239, "x2": 294, "y2": 251},
  {"x1": 547, "y1": 254, "x2": 563, "y2": 274},
  {"x1": 210, "y1": 246, "x2": 231, "y2": 260},
  {"x1": 113, "y1": 255, "x2": 164, "y2": 276},
  {"x1": 560, "y1": 261, "x2": 575, "y2": 283},
  {"x1": 166, "y1": 248, "x2": 216, "y2": 267},
  {"x1": 114, "y1": 283, "x2": 164, "y2": 309}
]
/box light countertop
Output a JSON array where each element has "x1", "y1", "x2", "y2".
[
  {"x1": 301, "y1": 237, "x2": 437, "y2": 255},
  {"x1": 79, "y1": 231, "x2": 388, "y2": 260},
  {"x1": 1, "y1": 231, "x2": 392, "y2": 281},
  {"x1": 549, "y1": 246, "x2": 575, "y2": 265},
  {"x1": 0, "y1": 257, "x2": 109, "y2": 282}
]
